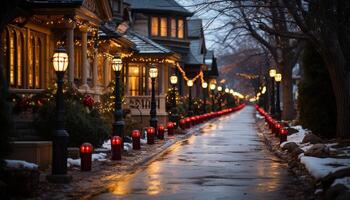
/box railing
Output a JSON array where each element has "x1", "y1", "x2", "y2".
[{"x1": 124, "y1": 94, "x2": 167, "y2": 116}]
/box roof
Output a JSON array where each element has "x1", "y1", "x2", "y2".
[
  {"x1": 123, "y1": 31, "x2": 173, "y2": 54},
  {"x1": 188, "y1": 18, "x2": 203, "y2": 38},
  {"x1": 125, "y1": 0, "x2": 193, "y2": 16},
  {"x1": 185, "y1": 39, "x2": 204, "y2": 65},
  {"x1": 98, "y1": 24, "x2": 121, "y2": 39}
]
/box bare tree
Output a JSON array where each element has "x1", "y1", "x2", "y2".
[
  {"x1": 185, "y1": 0, "x2": 304, "y2": 120},
  {"x1": 281, "y1": 0, "x2": 350, "y2": 139}
]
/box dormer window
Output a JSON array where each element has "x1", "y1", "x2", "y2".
[{"x1": 150, "y1": 16, "x2": 185, "y2": 39}]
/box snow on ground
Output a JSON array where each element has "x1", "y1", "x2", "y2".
[
  {"x1": 332, "y1": 177, "x2": 350, "y2": 189},
  {"x1": 280, "y1": 125, "x2": 308, "y2": 148},
  {"x1": 255, "y1": 112, "x2": 264, "y2": 119},
  {"x1": 5, "y1": 159, "x2": 38, "y2": 170},
  {"x1": 300, "y1": 156, "x2": 350, "y2": 179},
  {"x1": 67, "y1": 153, "x2": 108, "y2": 167},
  {"x1": 102, "y1": 140, "x2": 136, "y2": 151}
]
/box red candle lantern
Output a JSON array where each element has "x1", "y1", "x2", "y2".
[
  {"x1": 132, "y1": 130, "x2": 141, "y2": 150},
  {"x1": 185, "y1": 117, "x2": 191, "y2": 129},
  {"x1": 80, "y1": 143, "x2": 93, "y2": 171},
  {"x1": 167, "y1": 122, "x2": 175, "y2": 136},
  {"x1": 146, "y1": 127, "x2": 155, "y2": 144},
  {"x1": 179, "y1": 119, "x2": 186, "y2": 130},
  {"x1": 157, "y1": 125, "x2": 165, "y2": 140},
  {"x1": 279, "y1": 128, "x2": 288, "y2": 144},
  {"x1": 111, "y1": 136, "x2": 122, "y2": 160}
]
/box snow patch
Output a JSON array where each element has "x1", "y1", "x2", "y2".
[
  {"x1": 300, "y1": 156, "x2": 350, "y2": 179},
  {"x1": 332, "y1": 177, "x2": 350, "y2": 189},
  {"x1": 280, "y1": 125, "x2": 308, "y2": 148},
  {"x1": 67, "y1": 153, "x2": 108, "y2": 167},
  {"x1": 5, "y1": 159, "x2": 38, "y2": 170}
]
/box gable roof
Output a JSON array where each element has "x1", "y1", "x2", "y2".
[
  {"x1": 188, "y1": 18, "x2": 203, "y2": 38},
  {"x1": 125, "y1": 0, "x2": 193, "y2": 16},
  {"x1": 123, "y1": 31, "x2": 173, "y2": 54},
  {"x1": 185, "y1": 39, "x2": 204, "y2": 65}
]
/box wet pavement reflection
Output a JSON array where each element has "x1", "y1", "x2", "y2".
[{"x1": 94, "y1": 106, "x2": 299, "y2": 200}]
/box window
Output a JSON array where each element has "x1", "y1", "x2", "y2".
[
  {"x1": 151, "y1": 17, "x2": 159, "y2": 36},
  {"x1": 128, "y1": 64, "x2": 141, "y2": 96},
  {"x1": 160, "y1": 17, "x2": 167, "y2": 37},
  {"x1": 9, "y1": 31, "x2": 15, "y2": 86},
  {"x1": 170, "y1": 18, "x2": 177, "y2": 37},
  {"x1": 178, "y1": 19, "x2": 184, "y2": 38}
]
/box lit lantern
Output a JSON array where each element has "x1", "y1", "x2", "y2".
[
  {"x1": 167, "y1": 122, "x2": 175, "y2": 135},
  {"x1": 225, "y1": 88, "x2": 229, "y2": 93},
  {"x1": 179, "y1": 119, "x2": 186, "y2": 130},
  {"x1": 111, "y1": 55, "x2": 123, "y2": 72},
  {"x1": 187, "y1": 80, "x2": 193, "y2": 87},
  {"x1": 210, "y1": 83, "x2": 216, "y2": 91},
  {"x1": 111, "y1": 136, "x2": 122, "y2": 160},
  {"x1": 269, "y1": 68, "x2": 277, "y2": 77},
  {"x1": 149, "y1": 66, "x2": 158, "y2": 78},
  {"x1": 217, "y1": 86, "x2": 222, "y2": 92},
  {"x1": 170, "y1": 74, "x2": 178, "y2": 85},
  {"x1": 52, "y1": 46, "x2": 69, "y2": 72},
  {"x1": 275, "y1": 73, "x2": 282, "y2": 82},
  {"x1": 80, "y1": 143, "x2": 93, "y2": 171},
  {"x1": 157, "y1": 125, "x2": 165, "y2": 140},
  {"x1": 202, "y1": 82, "x2": 208, "y2": 88},
  {"x1": 146, "y1": 127, "x2": 155, "y2": 144},
  {"x1": 132, "y1": 130, "x2": 141, "y2": 150}
]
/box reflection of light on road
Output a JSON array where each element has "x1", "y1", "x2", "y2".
[
  {"x1": 108, "y1": 172, "x2": 136, "y2": 195},
  {"x1": 256, "y1": 160, "x2": 282, "y2": 191},
  {"x1": 146, "y1": 161, "x2": 162, "y2": 195}
]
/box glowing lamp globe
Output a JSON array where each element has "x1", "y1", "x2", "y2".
[
  {"x1": 210, "y1": 83, "x2": 216, "y2": 91},
  {"x1": 217, "y1": 86, "x2": 222, "y2": 92},
  {"x1": 170, "y1": 74, "x2": 178, "y2": 85},
  {"x1": 202, "y1": 82, "x2": 208, "y2": 89},
  {"x1": 269, "y1": 68, "x2": 277, "y2": 77},
  {"x1": 275, "y1": 73, "x2": 282, "y2": 82},
  {"x1": 52, "y1": 46, "x2": 69, "y2": 72},
  {"x1": 112, "y1": 55, "x2": 123, "y2": 72},
  {"x1": 187, "y1": 80, "x2": 193, "y2": 87},
  {"x1": 225, "y1": 88, "x2": 229, "y2": 93},
  {"x1": 149, "y1": 66, "x2": 158, "y2": 78}
]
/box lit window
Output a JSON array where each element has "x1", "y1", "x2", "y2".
[
  {"x1": 171, "y1": 18, "x2": 176, "y2": 37},
  {"x1": 178, "y1": 19, "x2": 184, "y2": 38},
  {"x1": 9, "y1": 33, "x2": 15, "y2": 86},
  {"x1": 151, "y1": 17, "x2": 159, "y2": 36},
  {"x1": 160, "y1": 17, "x2": 167, "y2": 37}
]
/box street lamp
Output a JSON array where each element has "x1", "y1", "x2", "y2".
[
  {"x1": 187, "y1": 80, "x2": 194, "y2": 116},
  {"x1": 210, "y1": 83, "x2": 216, "y2": 111},
  {"x1": 149, "y1": 65, "x2": 158, "y2": 131},
  {"x1": 111, "y1": 55, "x2": 125, "y2": 147},
  {"x1": 217, "y1": 86, "x2": 222, "y2": 110},
  {"x1": 269, "y1": 68, "x2": 277, "y2": 116},
  {"x1": 202, "y1": 82, "x2": 208, "y2": 113},
  {"x1": 48, "y1": 46, "x2": 71, "y2": 183},
  {"x1": 275, "y1": 73, "x2": 282, "y2": 120},
  {"x1": 169, "y1": 74, "x2": 178, "y2": 126}
]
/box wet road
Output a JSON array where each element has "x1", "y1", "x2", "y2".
[{"x1": 94, "y1": 106, "x2": 299, "y2": 200}]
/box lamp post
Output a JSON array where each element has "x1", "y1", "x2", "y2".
[
  {"x1": 210, "y1": 83, "x2": 216, "y2": 111},
  {"x1": 169, "y1": 74, "x2": 178, "y2": 126},
  {"x1": 224, "y1": 88, "x2": 229, "y2": 108},
  {"x1": 202, "y1": 82, "x2": 208, "y2": 113},
  {"x1": 48, "y1": 46, "x2": 71, "y2": 183},
  {"x1": 217, "y1": 86, "x2": 222, "y2": 111},
  {"x1": 149, "y1": 65, "x2": 158, "y2": 131},
  {"x1": 111, "y1": 55, "x2": 124, "y2": 147},
  {"x1": 269, "y1": 68, "x2": 277, "y2": 116},
  {"x1": 275, "y1": 73, "x2": 282, "y2": 120},
  {"x1": 187, "y1": 80, "x2": 194, "y2": 116}
]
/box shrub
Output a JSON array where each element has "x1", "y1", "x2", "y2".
[
  {"x1": 298, "y1": 43, "x2": 336, "y2": 138},
  {"x1": 34, "y1": 87, "x2": 110, "y2": 147}
]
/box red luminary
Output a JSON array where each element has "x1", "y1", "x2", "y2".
[
  {"x1": 274, "y1": 123, "x2": 281, "y2": 136},
  {"x1": 167, "y1": 122, "x2": 175, "y2": 136},
  {"x1": 185, "y1": 118, "x2": 191, "y2": 129},
  {"x1": 111, "y1": 136, "x2": 122, "y2": 160},
  {"x1": 179, "y1": 119, "x2": 186, "y2": 130},
  {"x1": 80, "y1": 143, "x2": 93, "y2": 171},
  {"x1": 146, "y1": 127, "x2": 155, "y2": 144},
  {"x1": 190, "y1": 116, "x2": 196, "y2": 126},
  {"x1": 157, "y1": 125, "x2": 165, "y2": 140},
  {"x1": 132, "y1": 130, "x2": 141, "y2": 150},
  {"x1": 279, "y1": 128, "x2": 288, "y2": 144}
]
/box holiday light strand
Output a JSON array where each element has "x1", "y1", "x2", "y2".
[{"x1": 175, "y1": 63, "x2": 204, "y2": 83}]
